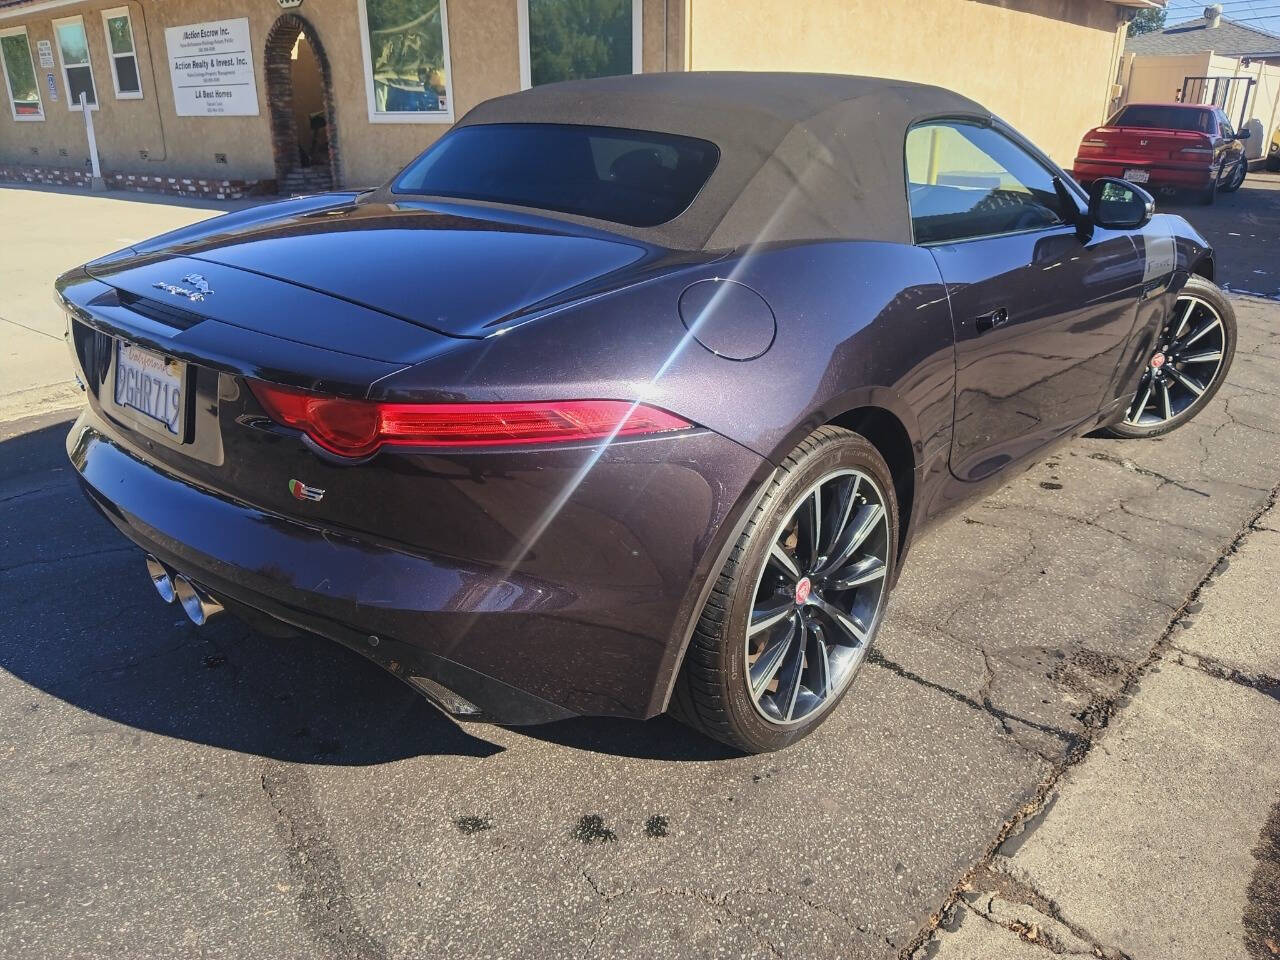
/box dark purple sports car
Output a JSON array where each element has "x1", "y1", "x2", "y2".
[{"x1": 58, "y1": 74, "x2": 1235, "y2": 753}]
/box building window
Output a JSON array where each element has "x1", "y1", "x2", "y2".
[
  {"x1": 52, "y1": 15, "x2": 97, "y2": 111},
  {"x1": 356, "y1": 0, "x2": 454, "y2": 123},
  {"x1": 101, "y1": 8, "x2": 142, "y2": 99},
  {"x1": 517, "y1": 0, "x2": 642, "y2": 90},
  {"x1": 0, "y1": 26, "x2": 44, "y2": 121}
]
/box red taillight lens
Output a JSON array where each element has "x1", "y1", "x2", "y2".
[{"x1": 247, "y1": 380, "x2": 692, "y2": 458}]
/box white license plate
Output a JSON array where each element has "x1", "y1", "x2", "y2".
[
  {"x1": 114, "y1": 341, "x2": 185, "y2": 436},
  {"x1": 1124, "y1": 168, "x2": 1150, "y2": 183}
]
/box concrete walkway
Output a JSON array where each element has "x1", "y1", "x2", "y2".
[
  {"x1": 0, "y1": 185, "x2": 258, "y2": 422},
  {"x1": 921, "y1": 501, "x2": 1280, "y2": 960}
]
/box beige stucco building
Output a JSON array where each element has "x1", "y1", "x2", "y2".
[{"x1": 0, "y1": 0, "x2": 1159, "y2": 197}]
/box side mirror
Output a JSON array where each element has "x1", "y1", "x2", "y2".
[
  {"x1": 1089, "y1": 177, "x2": 1154, "y2": 230},
  {"x1": 1236, "y1": 129, "x2": 1251, "y2": 140}
]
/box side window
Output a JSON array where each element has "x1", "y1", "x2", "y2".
[
  {"x1": 1216, "y1": 111, "x2": 1234, "y2": 139},
  {"x1": 905, "y1": 121, "x2": 1065, "y2": 244}
]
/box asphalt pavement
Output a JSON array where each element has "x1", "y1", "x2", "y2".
[{"x1": 1, "y1": 178, "x2": 1279, "y2": 959}]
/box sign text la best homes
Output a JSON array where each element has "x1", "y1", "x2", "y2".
[{"x1": 164, "y1": 18, "x2": 259, "y2": 117}]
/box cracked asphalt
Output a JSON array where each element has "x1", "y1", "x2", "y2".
[{"x1": 2, "y1": 179, "x2": 1279, "y2": 959}]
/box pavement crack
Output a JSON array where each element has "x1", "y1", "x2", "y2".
[
  {"x1": 867, "y1": 648, "x2": 1075, "y2": 758},
  {"x1": 902, "y1": 477, "x2": 1280, "y2": 960},
  {"x1": 1086, "y1": 451, "x2": 1210, "y2": 498},
  {"x1": 260, "y1": 764, "x2": 387, "y2": 960},
  {"x1": 0, "y1": 544, "x2": 135, "y2": 575},
  {"x1": 1170, "y1": 647, "x2": 1280, "y2": 705}
]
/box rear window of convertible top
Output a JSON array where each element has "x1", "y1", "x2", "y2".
[{"x1": 392, "y1": 123, "x2": 720, "y2": 228}]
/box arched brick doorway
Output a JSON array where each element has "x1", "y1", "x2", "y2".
[{"x1": 263, "y1": 14, "x2": 341, "y2": 193}]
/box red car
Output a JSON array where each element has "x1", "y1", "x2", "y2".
[{"x1": 1073, "y1": 102, "x2": 1249, "y2": 204}]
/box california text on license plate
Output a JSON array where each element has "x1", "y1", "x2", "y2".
[
  {"x1": 1124, "y1": 168, "x2": 1150, "y2": 183},
  {"x1": 114, "y1": 341, "x2": 184, "y2": 435}
]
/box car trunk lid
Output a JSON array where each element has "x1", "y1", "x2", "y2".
[
  {"x1": 91, "y1": 199, "x2": 651, "y2": 340},
  {"x1": 1079, "y1": 126, "x2": 1213, "y2": 164}
]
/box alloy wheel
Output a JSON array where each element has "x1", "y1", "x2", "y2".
[
  {"x1": 1124, "y1": 294, "x2": 1227, "y2": 427},
  {"x1": 743, "y1": 468, "x2": 890, "y2": 726},
  {"x1": 1227, "y1": 159, "x2": 1246, "y2": 190}
]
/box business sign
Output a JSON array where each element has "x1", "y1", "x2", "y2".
[
  {"x1": 36, "y1": 39, "x2": 53, "y2": 69},
  {"x1": 164, "y1": 18, "x2": 259, "y2": 117}
]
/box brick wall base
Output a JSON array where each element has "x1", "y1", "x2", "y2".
[{"x1": 0, "y1": 164, "x2": 274, "y2": 200}]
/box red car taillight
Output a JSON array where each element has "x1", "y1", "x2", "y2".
[
  {"x1": 247, "y1": 380, "x2": 692, "y2": 458},
  {"x1": 1177, "y1": 146, "x2": 1213, "y2": 159}
]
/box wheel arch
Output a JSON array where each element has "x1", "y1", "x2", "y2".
[
  {"x1": 654, "y1": 399, "x2": 922, "y2": 718},
  {"x1": 825, "y1": 405, "x2": 916, "y2": 562},
  {"x1": 1191, "y1": 253, "x2": 1215, "y2": 282}
]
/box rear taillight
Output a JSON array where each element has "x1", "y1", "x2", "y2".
[
  {"x1": 1177, "y1": 147, "x2": 1213, "y2": 159},
  {"x1": 1081, "y1": 139, "x2": 1108, "y2": 149},
  {"x1": 247, "y1": 380, "x2": 692, "y2": 458}
]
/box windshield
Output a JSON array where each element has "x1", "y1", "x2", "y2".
[
  {"x1": 392, "y1": 123, "x2": 720, "y2": 228},
  {"x1": 1110, "y1": 106, "x2": 1213, "y2": 133}
]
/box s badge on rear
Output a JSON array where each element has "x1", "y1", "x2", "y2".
[{"x1": 289, "y1": 479, "x2": 325, "y2": 502}]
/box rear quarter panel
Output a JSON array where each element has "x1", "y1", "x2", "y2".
[{"x1": 377, "y1": 239, "x2": 956, "y2": 478}]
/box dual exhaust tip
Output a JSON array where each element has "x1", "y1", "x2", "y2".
[{"x1": 145, "y1": 554, "x2": 223, "y2": 626}]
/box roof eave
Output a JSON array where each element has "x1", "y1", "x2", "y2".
[{"x1": 0, "y1": 0, "x2": 85, "y2": 21}]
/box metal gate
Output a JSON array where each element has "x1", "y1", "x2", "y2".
[{"x1": 1178, "y1": 75, "x2": 1255, "y2": 130}]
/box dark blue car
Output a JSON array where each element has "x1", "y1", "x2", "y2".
[{"x1": 57, "y1": 74, "x2": 1235, "y2": 752}]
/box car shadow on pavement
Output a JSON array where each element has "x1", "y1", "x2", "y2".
[
  {"x1": 2, "y1": 417, "x2": 731, "y2": 765},
  {"x1": 1, "y1": 419, "x2": 502, "y2": 764},
  {"x1": 517, "y1": 714, "x2": 740, "y2": 761}
]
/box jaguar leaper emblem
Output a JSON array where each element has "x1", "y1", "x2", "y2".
[{"x1": 152, "y1": 273, "x2": 214, "y2": 302}]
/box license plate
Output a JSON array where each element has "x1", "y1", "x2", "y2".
[
  {"x1": 114, "y1": 341, "x2": 185, "y2": 436},
  {"x1": 1124, "y1": 168, "x2": 1150, "y2": 183}
]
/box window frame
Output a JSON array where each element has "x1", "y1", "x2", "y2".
[
  {"x1": 355, "y1": 0, "x2": 455, "y2": 125},
  {"x1": 99, "y1": 7, "x2": 142, "y2": 101},
  {"x1": 0, "y1": 25, "x2": 45, "y2": 122},
  {"x1": 1214, "y1": 109, "x2": 1233, "y2": 139},
  {"x1": 903, "y1": 116, "x2": 1083, "y2": 247},
  {"x1": 51, "y1": 14, "x2": 97, "y2": 112},
  {"x1": 516, "y1": 0, "x2": 643, "y2": 91}
]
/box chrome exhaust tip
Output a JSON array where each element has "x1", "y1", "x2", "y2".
[
  {"x1": 145, "y1": 555, "x2": 175, "y2": 604},
  {"x1": 172, "y1": 574, "x2": 224, "y2": 626}
]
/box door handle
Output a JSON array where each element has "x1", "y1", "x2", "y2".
[{"x1": 974, "y1": 307, "x2": 1009, "y2": 334}]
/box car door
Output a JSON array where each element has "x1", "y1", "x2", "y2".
[
  {"x1": 1213, "y1": 110, "x2": 1243, "y2": 181},
  {"x1": 905, "y1": 119, "x2": 1145, "y2": 483}
]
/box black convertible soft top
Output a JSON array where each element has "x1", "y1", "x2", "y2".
[{"x1": 455, "y1": 72, "x2": 989, "y2": 250}]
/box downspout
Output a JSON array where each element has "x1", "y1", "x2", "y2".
[
  {"x1": 684, "y1": 0, "x2": 692, "y2": 70},
  {"x1": 662, "y1": 0, "x2": 667, "y2": 71},
  {"x1": 1105, "y1": 9, "x2": 1128, "y2": 121},
  {"x1": 130, "y1": 0, "x2": 169, "y2": 161}
]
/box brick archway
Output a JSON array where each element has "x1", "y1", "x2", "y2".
[{"x1": 263, "y1": 13, "x2": 341, "y2": 190}]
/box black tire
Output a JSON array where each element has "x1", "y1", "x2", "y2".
[
  {"x1": 1103, "y1": 274, "x2": 1236, "y2": 440},
  {"x1": 1197, "y1": 180, "x2": 1217, "y2": 205},
  {"x1": 1267, "y1": 152, "x2": 1280, "y2": 173},
  {"x1": 1220, "y1": 158, "x2": 1247, "y2": 194},
  {"x1": 670, "y1": 427, "x2": 899, "y2": 753}
]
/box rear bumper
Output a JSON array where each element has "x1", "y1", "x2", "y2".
[
  {"x1": 68, "y1": 408, "x2": 767, "y2": 724},
  {"x1": 1072, "y1": 159, "x2": 1213, "y2": 190}
]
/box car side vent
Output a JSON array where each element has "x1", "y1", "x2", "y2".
[
  {"x1": 116, "y1": 289, "x2": 206, "y2": 330},
  {"x1": 71, "y1": 320, "x2": 113, "y2": 386}
]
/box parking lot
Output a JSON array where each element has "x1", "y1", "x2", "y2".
[{"x1": 2, "y1": 175, "x2": 1279, "y2": 959}]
